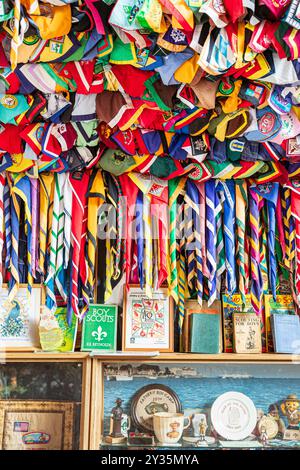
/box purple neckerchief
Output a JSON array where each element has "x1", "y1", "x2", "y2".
[{"x1": 30, "y1": 178, "x2": 39, "y2": 280}]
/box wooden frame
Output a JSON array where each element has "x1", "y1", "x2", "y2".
[
  {"x1": 89, "y1": 354, "x2": 300, "y2": 450},
  {"x1": 0, "y1": 284, "x2": 42, "y2": 351},
  {"x1": 0, "y1": 352, "x2": 91, "y2": 450},
  {"x1": 122, "y1": 285, "x2": 174, "y2": 353},
  {"x1": 0, "y1": 400, "x2": 75, "y2": 450}
]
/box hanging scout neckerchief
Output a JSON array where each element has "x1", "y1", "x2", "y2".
[
  {"x1": 30, "y1": 178, "x2": 39, "y2": 281},
  {"x1": 4, "y1": 178, "x2": 11, "y2": 278},
  {"x1": 281, "y1": 186, "x2": 295, "y2": 272},
  {"x1": 104, "y1": 173, "x2": 119, "y2": 302},
  {"x1": 285, "y1": 180, "x2": 300, "y2": 306},
  {"x1": 168, "y1": 177, "x2": 186, "y2": 304},
  {"x1": 251, "y1": 182, "x2": 279, "y2": 300},
  {"x1": 184, "y1": 186, "x2": 195, "y2": 295},
  {"x1": 259, "y1": 204, "x2": 269, "y2": 293},
  {"x1": 235, "y1": 180, "x2": 248, "y2": 305},
  {"x1": 150, "y1": 179, "x2": 169, "y2": 289},
  {"x1": 12, "y1": 174, "x2": 33, "y2": 294},
  {"x1": 177, "y1": 191, "x2": 186, "y2": 332},
  {"x1": 68, "y1": 170, "x2": 90, "y2": 321},
  {"x1": 0, "y1": 173, "x2": 5, "y2": 285},
  {"x1": 249, "y1": 186, "x2": 264, "y2": 315},
  {"x1": 215, "y1": 181, "x2": 225, "y2": 299},
  {"x1": 136, "y1": 190, "x2": 144, "y2": 289},
  {"x1": 39, "y1": 173, "x2": 54, "y2": 277},
  {"x1": 205, "y1": 180, "x2": 217, "y2": 306},
  {"x1": 86, "y1": 169, "x2": 105, "y2": 301},
  {"x1": 118, "y1": 174, "x2": 139, "y2": 290},
  {"x1": 185, "y1": 179, "x2": 203, "y2": 305}
]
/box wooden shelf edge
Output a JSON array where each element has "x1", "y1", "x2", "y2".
[
  {"x1": 86, "y1": 352, "x2": 300, "y2": 363},
  {"x1": 0, "y1": 352, "x2": 300, "y2": 363},
  {"x1": 0, "y1": 351, "x2": 90, "y2": 361}
]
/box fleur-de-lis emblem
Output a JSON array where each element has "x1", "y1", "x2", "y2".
[{"x1": 92, "y1": 326, "x2": 107, "y2": 342}]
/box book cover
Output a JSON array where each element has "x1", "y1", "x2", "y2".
[
  {"x1": 271, "y1": 314, "x2": 300, "y2": 354},
  {"x1": 183, "y1": 300, "x2": 222, "y2": 353},
  {"x1": 264, "y1": 294, "x2": 295, "y2": 352},
  {"x1": 222, "y1": 294, "x2": 266, "y2": 352},
  {"x1": 233, "y1": 313, "x2": 262, "y2": 354},
  {"x1": 190, "y1": 313, "x2": 221, "y2": 354},
  {"x1": 39, "y1": 307, "x2": 78, "y2": 352}
]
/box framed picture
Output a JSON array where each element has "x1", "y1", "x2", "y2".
[
  {"x1": 81, "y1": 304, "x2": 117, "y2": 352},
  {"x1": 122, "y1": 286, "x2": 174, "y2": 352},
  {"x1": 0, "y1": 286, "x2": 41, "y2": 351},
  {"x1": 0, "y1": 400, "x2": 74, "y2": 450}
]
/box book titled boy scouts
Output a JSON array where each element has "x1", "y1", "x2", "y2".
[
  {"x1": 233, "y1": 313, "x2": 262, "y2": 354},
  {"x1": 264, "y1": 294, "x2": 295, "y2": 352},
  {"x1": 81, "y1": 304, "x2": 118, "y2": 352},
  {"x1": 222, "y1": 294, "x2": 267, "y2": 353}
]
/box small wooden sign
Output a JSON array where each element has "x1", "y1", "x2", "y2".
[{"x1": 81, "y1": 304, "x2": 117, "y2": 352}]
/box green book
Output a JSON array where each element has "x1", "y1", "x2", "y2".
[{"x1": 190, "y1": 313, "x2": 221, "y2": 354}]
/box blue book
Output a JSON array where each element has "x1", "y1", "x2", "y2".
[
  {"x1": 271, "y1": 314, "x2": 300, "y2": 354},
  {"x1": 190, "y1": 313, "x2": 221, "y2": 354}
]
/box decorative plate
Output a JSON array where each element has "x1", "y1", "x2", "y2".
[
  {"x1": 211, "y1": 391, "x2": 257, "y2": 441},
  {"x1": 130, "y1": 384, "x2": 182, "y2": 432},
  {"x1": 257, "y1": 416, "x2": 279, "y2": 439}
]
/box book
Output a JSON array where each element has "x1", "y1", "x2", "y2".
[
  {"x1": 190, "y1": 312, "x2": 222, "y2": 354},
  {"x1": 233, "y1": 313, "x2": 262, "y2": 354},
  {"x1": 264, "y1": 294, "x2": 295, "y2": 352},
  {"x1": 222, "y1": 294, "x2": 266, "y2": 352},
  {"x1": 183, "y1": 300, "x2": 222, "y2": 352},
  {"x1": 271, "y1": 314, "x2": 300, "y2": 354},
  {"x1": 39, "y1": 307, "x2": 78, "y2": 352}
]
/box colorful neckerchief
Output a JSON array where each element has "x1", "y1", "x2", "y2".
[
  {"x1": 218, "y1": 180, "x2": 237, "y2": 296},
  {"x1": 168, "y1": 177, "x2": 186, "y2": 303},
  {"x1": 215, "y1": 181, "x2": 225, "y2": 298},
  {"x1": 235, "y1": 180, "x2": 248, "y2": 304},
  {"x1": 69, "y1": 170, "x2": 90, "y2": 320},
  {"x1": 29, "y1": 177, "x2": 39, "y2": 280},
  {"x1": 249, "y1": 186, "x2": 264, "y2": 315},
  {"x1": 251, "y1": 182, "x2": 279, "y2": 300},
  {"x1": 118, "y1": 174, "x2": 139, "y2": 289},
  {"x1": 205, "y1": 180, "x2": 217, "y2": 306},
  {"x1": 185, "y1": 179, "x2": 203, "y2": 305},
  {"x1": 12, "y1": 174, "x2": 33, "y2": 294},
  {"x1": 286, "y1": 181, "x2": 300, "y2": 306},
  {"x1": 0, "y1": 173, "x2": 5, "y2": 285},
  {"x1": 86, "y1": 169, "x2": 105, "y2": 301},
  {"x1": 136, "y1": 190, "x2": 144, "y2": 289},
  {"x1": 39, "y1": 173, "x2": 54, "y2": 278}
]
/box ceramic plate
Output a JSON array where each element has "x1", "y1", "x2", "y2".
[{"x1": 211, "y1": 392, "x2": 257, "y2": 441}]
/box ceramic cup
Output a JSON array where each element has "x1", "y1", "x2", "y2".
[{"x1": 153, "y1": 412, "x2": 190, "y2": 444}]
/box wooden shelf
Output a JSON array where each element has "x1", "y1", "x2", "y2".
[
  {"x1": 0, "y1": 351, "x2": 300, "y2": 363},
  {"x1": 0, "y1": 351, "x2": 90, "y2": 362},
  {"x1": 88, "y1": 352, "x2": 300, "y2": 363}
]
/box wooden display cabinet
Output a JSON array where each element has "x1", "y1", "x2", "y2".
[
  {"x1": 0, "y1": 352, "x2": 91, "y2": 450},
  {"x1": 89, "y1": 353, "x2": 300, "y2": 450}
]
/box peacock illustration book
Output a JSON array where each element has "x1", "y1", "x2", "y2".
[{"x1": 0, "y1": 300, "x2": 26, "y2": 338}]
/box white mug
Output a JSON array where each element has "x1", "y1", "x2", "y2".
[{"x1": 153, "y1": 412, "x2": 190, "y2": 444}]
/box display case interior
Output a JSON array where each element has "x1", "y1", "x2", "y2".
[
  {"x1": 0, "y1": 361, "x2": 85, "y2": 450},
  {"x1": 100, "y1": 361, "x2": 300, "y2": 450}
]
